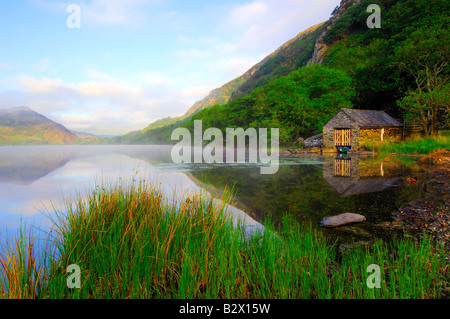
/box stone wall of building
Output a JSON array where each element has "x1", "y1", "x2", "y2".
[
  {"x1": 323, "y1": 111, "x2": 359, "y2": 152},
  {"x1": 359, "y1": 127, "x2": 402, "y2": 147}
]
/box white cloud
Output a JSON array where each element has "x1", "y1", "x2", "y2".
[
  {"x1": 3, "y1": 72, "x2": 208, "y2": 135},
  {"x1": 139, "y1": 73, "x2": 175, "y2": 87},
  {"x1": 84, "y1": 69, "x2": 127, "y2": 85},
  {"x1": 222, "y1": 0, "x2": 338, "y2": 53},
  {"x1": 173, "y1": 0, "x2": 339, "y2": 80},
  {"x1": 18, "y1": 75, "x2": 65, "y2": 94}
]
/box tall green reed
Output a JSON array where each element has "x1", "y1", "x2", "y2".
[{"x1": 1, "y1": 178, "x2": 447, "y2": 299}]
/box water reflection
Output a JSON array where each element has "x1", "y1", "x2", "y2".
[
  {"x1": 186, "y1": 153, "x2": 425, "y2": 243},
  {"x1": 0, "y1": 146, "x2": 425, "y2": 245},
  {"x1": 0, "y1": 145, "x2": 265, "y2": 242},
  {"x1": 323, "y1": 155, "x2": 403, "y2": 196}
]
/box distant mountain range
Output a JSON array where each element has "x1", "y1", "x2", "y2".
[{"x1": 0, "y1": 106, "x2": 97, "y2": 145}]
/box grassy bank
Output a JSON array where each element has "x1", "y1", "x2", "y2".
[
  {"x1": 0, "y1": 180, "x2": 448, "y2": 299},
  {"x1": 365, "y1": 135, "x2": 449, "y2": 156}
]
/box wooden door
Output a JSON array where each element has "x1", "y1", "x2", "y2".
[{"x1": 334, "y1": 129, "x2": 351, "y2": 147}]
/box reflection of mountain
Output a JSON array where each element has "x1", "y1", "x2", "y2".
[
  {"x1": 113, "y1": 145, "x2": 174, "y2": 164},
  {"x1": 323, "y1": 156, "x2": 402, "y2": 196},
  {"x1": 0, "y1": 145, "x2": 175, "y2": 185},
  {"x1": 0, "y1": 146, "x2": 80, "y2": 184}
]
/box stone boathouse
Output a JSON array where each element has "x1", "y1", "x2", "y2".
[{"x1": 323, "y1": 109, "x2": 403, "y2": 152}]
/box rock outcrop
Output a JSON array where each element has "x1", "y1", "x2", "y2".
[{"x1": 307, "y1": 0, "x2": 363, "y2": 65}]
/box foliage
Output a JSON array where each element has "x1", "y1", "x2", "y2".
[
  {"x1": 364, "y1": 135, "x2": 450, "y2": 155},
  {"x1": 396, "y1": 24, "x2": 450, "y2": 135},
  {"x1": 183, "y1": 64, "x2": 354, "y2": 144},
  {"x1": 323, "y1": 0, "x2": 381, "y2": 45},
  {"x1": 324, "y1": 0, "x2": 449, "y2": 119},
  {"x1": 111, "y1": 0, "x2": 449, "y2": 145}
]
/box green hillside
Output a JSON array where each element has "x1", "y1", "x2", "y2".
[
  {"x1": 0, "y1": 106, "x2": 79, "y2": 145},
  {"x1": 113, "y1": 0, "x2": 449, "y2": 146},
  {"x1": 186, "y1": 22, "x2": 326, "y2": 116},
  {"x1": 111, "y1": 22, "x2": 326, "y2": 144}
]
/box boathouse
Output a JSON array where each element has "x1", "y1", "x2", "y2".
[{"x1": 322, "y1": 109, "x2": 403, "y2": 152}]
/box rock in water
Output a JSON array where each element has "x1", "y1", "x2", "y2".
[{"x1": 320, "y1": 213, "x2": 366, "y2": 228}]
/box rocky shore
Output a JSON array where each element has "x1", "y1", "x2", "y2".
[{"x1": 386, "y1": 150, "x2": 450, "y2": 256}]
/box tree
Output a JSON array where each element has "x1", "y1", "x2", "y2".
[
  {"x1": 398, "y1": 84, "x2": 450, "y2": 134},
  {"x1": 396, "y1": 24, "x2": 449, "y2": 135},
  {"x1": 262, "y1": 64, "x2": 355, "y2": 142}
]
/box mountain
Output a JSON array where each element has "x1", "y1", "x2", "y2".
[
  {"x1": 0, "y1": 106, "x2": 79, "y2": 145},
  {"x1": 71, "y1": 131, "x2": 98, "y2": 139},
  {"x1": 114, "y1": 0, "x2": 449, "y2": 145},
  {"x1": 113, "y1": 21, "x2": 328, "y2": 144},
  {"x1": 185, "y1": 22, "x2": 325, "y2": 116}
]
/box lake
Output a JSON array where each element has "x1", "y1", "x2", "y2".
[{"x1": 0, "y1": 145, "x2": 425, "y2": 247}]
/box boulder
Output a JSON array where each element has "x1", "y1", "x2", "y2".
[
  {"x1": 320, "y1": 213, "x2": 366, "y2": 228},
  {"x1": 304, "y1": 133, "x2": 323, "y2": 149}
]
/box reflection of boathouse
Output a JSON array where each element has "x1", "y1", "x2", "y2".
[{"x1": 323, "y1": 156, "x2": 402, "y2": 196}]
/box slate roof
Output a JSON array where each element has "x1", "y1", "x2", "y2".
[{"x1": 340, "y1": 109, "x2": 403, "y2": 128}]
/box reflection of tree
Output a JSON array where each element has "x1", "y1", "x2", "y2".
[
  {"x1": 186, "y1": 157, "x2": 425, "y2": 231},
  {"x1": 187, "y1": 164, "x2": 356, "y2": 226}
]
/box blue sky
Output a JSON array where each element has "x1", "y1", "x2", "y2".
[{"x1": 0, "y1": 0, "x2": 340, "y2": 135}]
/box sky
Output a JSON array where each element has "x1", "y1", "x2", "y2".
[{"x1": 0, "y1": 0, "x2": 341, "y2": 136}]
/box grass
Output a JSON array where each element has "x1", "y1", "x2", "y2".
[
  {"x1": 364, "y1": 135, "x2": 450, "y2": 156},
  {"x1": 0, "y1": 179, "x2": 448, "y2": 299}
]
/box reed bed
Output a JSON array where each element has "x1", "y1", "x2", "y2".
[{"x1": 0, "y1": 179, "x2": 448, "y2": 299}]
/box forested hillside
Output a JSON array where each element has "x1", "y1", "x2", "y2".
[{"x1": 113, "y1": 0, "x2": 449, "y2": 145}]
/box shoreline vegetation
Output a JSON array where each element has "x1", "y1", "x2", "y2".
[
  {"x1": 285, "y1": 134, "x2": 450, "y2": 156},
  {"x1": 363, "y1": 135, "x2": 450, "y2": 157},
  {"x1": 1, "y1": 168, "x2": 449, "y2": 299}
]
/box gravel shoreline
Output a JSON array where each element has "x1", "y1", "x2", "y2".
[{"x1": 389, "y1": 150, "x2": 450, "y2": 256}]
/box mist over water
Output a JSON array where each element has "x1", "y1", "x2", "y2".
[
  {"x1": 0, "y1": 145, "x2": 425, "y2": 247},
  {"x1": 0, "y1": 145, "x2": 264, "y2": 243}
]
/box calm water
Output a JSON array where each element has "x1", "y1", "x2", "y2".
[{"x1": 0, "y1": 145, "x2": 426, "y2": 246}]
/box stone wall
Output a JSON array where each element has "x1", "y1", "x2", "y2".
[
  {"x1": 359, "y1": 127, "x2": 402, "y2": 147},
  {"x1": 323, "y1": 111, "x2": 359, "y2": 152}
]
